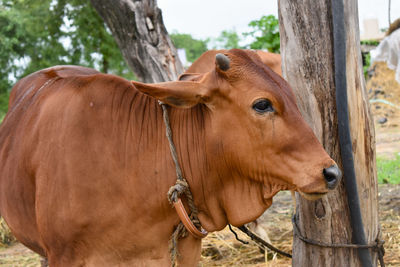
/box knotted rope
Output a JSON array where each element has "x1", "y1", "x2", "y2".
[{"x1": 159, "y1": 102, "x2": 203, "y2": 266}]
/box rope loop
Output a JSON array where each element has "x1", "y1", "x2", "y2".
[
  {"x1": 167, "y1": 179, "x2": 202, "y2": 231},
  {"x1": 167, "y1": 180, "x2": 189, "y2": 204}
]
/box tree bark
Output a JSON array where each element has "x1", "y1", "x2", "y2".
[
  {"x1": 278, "y1": 0, "x2": 379, "y2": 266},
  {"x1": 90, "y1": 0, "x2": 184, "y2": 83}
]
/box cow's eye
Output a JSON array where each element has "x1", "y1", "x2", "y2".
[{"x1": 252, "y1": 99, "x2": 274, "y2": 113}]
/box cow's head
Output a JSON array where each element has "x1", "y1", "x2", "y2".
[{"x1": 132, "y1": 49, "x2": 341, "y2": 228}]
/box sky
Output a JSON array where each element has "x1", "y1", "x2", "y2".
[{"x1": 157, "y1": 0, "x2": 400, "y2": 40}]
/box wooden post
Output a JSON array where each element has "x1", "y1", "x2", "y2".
[
  {"x1": 278, "y1": 0, "x2": 380, "y2": 266},
  {"x1": 90, "y1": 0, "x2": 184, "y2": 83}
]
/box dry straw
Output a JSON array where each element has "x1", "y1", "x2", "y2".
[{"x1": 0, "y1": 217, "x2": 16, "y2": 247}]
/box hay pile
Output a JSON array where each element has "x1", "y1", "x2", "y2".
[
  {"x1": 200, "y1": 191, "x2": 293, "y2": 267},
  {"x1": 378, "y1": 184, "x2": 400, "y2": 266},
  {"x1": 367, "y1": 62, "x2": 400, "y2": 130},
  {"x1": 0, "y1": 217, "x2": 15, "y2": 248},
  {"x1": 380, "y1": 212, "x2": 400, "y2": 266},
  {"x1": 200, "y1": 225, "x2": 292, "y2": 267}
]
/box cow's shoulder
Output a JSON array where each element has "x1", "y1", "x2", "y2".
[
  {"x1": 4, "y1": 66, "x2": 135, "y2": 137},
  {"x1": 10, "y1": 66, "x2": 133, "y2": 107},
  {"x1": 40, "y1": 65, "x2": 101, "y2": 78}
]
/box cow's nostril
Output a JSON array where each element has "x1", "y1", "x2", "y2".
[{"x1": 323, "y1": 165, "x2": 342, "y2": 189}]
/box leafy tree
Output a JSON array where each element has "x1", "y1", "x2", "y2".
[
  {"x1": 66, "y1": 0, "x2": 133, "y2": 76},
  {"x1": 213, "y1": 29, "x2": 243, "y2": 49},
  {"x1": 210, "y1": 15, "x2": 280, "y2": 52},
  {"x1": 244, "y1": 15, "x2": 280, "y2": 53},
  {"x1": 0, "y1": 0, "x2": 134, "y2": 118},
  {"x1": 170, "y1": 32, "x2": 208, "y2": 63},
  {"x1": 0, "y1": 1, "x2": 33, "y2": 116}
]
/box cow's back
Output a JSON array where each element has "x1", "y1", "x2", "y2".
[
  {"x1": 186, "y1": 50, "x2": 282, "y2": 75},
  {"x1": 255, "y1": 51, "x2": 282, "y2": 76},
  {"x1": 8, "y1": 66, "x2": 100, "y2": 107}
]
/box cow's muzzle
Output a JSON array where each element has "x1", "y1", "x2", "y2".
[{"x1": 323, "y1": 165, "x2": 342, "y2": 190}]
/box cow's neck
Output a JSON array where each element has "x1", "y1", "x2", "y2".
[{"x1": 166, "y1": 105, "x2": 273, "y2": 233}]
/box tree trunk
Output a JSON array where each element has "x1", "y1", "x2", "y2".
[
  {"x1": 278, "y1": 0, "x2": 379, "y2": 266},
  {"x1": 90, "y1": 0, "x2": 184, "y2": 83}
]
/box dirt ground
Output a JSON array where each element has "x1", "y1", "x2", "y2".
[
  {"x1": 1, "y1": 185, "x2": 398, "y2": 267},
  {"x1": 0, "y1": 62, "x2": 399, "y2": 266},
  {"x1": 368, "y1": 62, "x2": 400, "y2": 158}
]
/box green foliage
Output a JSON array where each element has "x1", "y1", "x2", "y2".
[
  {"x1": 213, "y1": 29, "x2": 243, "y2": 49},
  {"x1": 377, "y1": 155, "x2": 400, "y2": 184},
  {"x1": 244, "y1": 15, "x2": 280, "y2": 53},
  {"x1": 0, "y1": 0, "x2": 134, "y2": 118},
  {"x1": 65, "y1": 0, "x2": 133, "y2": 77},
  {"x1": 360, "y1": 40, "x2": 379, "y2": 80},
  {"x1": 0, "y1": 2, "x2": 31, "y2": 117},
  {"x1": 0, "y1": 91, "x2": 8, "y2": 122},
  {"x1": 360, "y1": 40, "x2": 380, "y2": 46},
  {"x1": 170, "y1": 32, "x2": 208, "y2": 63},
  {"x1": 363, "y1": 52, "x2": 371, "y2": 79},
  {"x1": 169, "y1": 14, "x2": 281, "y2": 66},
  {"x1": 209, "y1": 15, "x2": 280, "y2": 51}
]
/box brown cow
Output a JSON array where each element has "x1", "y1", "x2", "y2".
[
  {"x1": 0, "y1": 49, "x2": 340, "y2": 266},
  {"x1": 186, "y1": 49, "x2": 282, "y2": 75}
]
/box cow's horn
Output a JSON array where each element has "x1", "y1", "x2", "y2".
[{"x1": 215, "y1": 53, "x2": 230, "y2": 71}]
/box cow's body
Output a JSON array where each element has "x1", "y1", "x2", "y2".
[
  {"x1": 1, "y1": 66, "x2": 205, "y2": 266},
  {"x1": 0, "y1": 50, "x2": 339, "y2": 266}
]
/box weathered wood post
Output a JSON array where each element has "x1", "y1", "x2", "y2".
[
  {"x1": 278, "y1": 0, "x2": 380, "y2": 266},
  {"x1": 90, "y1": 0, "x2": 183, "y2": 83}
]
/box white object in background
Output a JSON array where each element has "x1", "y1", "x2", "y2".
[
  {"x1": 361, "y1": 18, "x2": 385, "y2": 40},
  {"x1": 370, "y1": 28, "x2": 400, "y2": 83},
  {"x1": 177, "y1": 48, "x2": 190, "y2": 68}
]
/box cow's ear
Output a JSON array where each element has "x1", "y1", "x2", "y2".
[
  {"x1": 132, "y1": 79, "x2": 210, "y2": 108},
  {"x1": 178, "y1": 73, "x2": 203, "y2": 81}
]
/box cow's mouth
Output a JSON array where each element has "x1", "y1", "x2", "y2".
[{"x1": 299, "y1": 191, "x2": 327, "y2": 201}]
